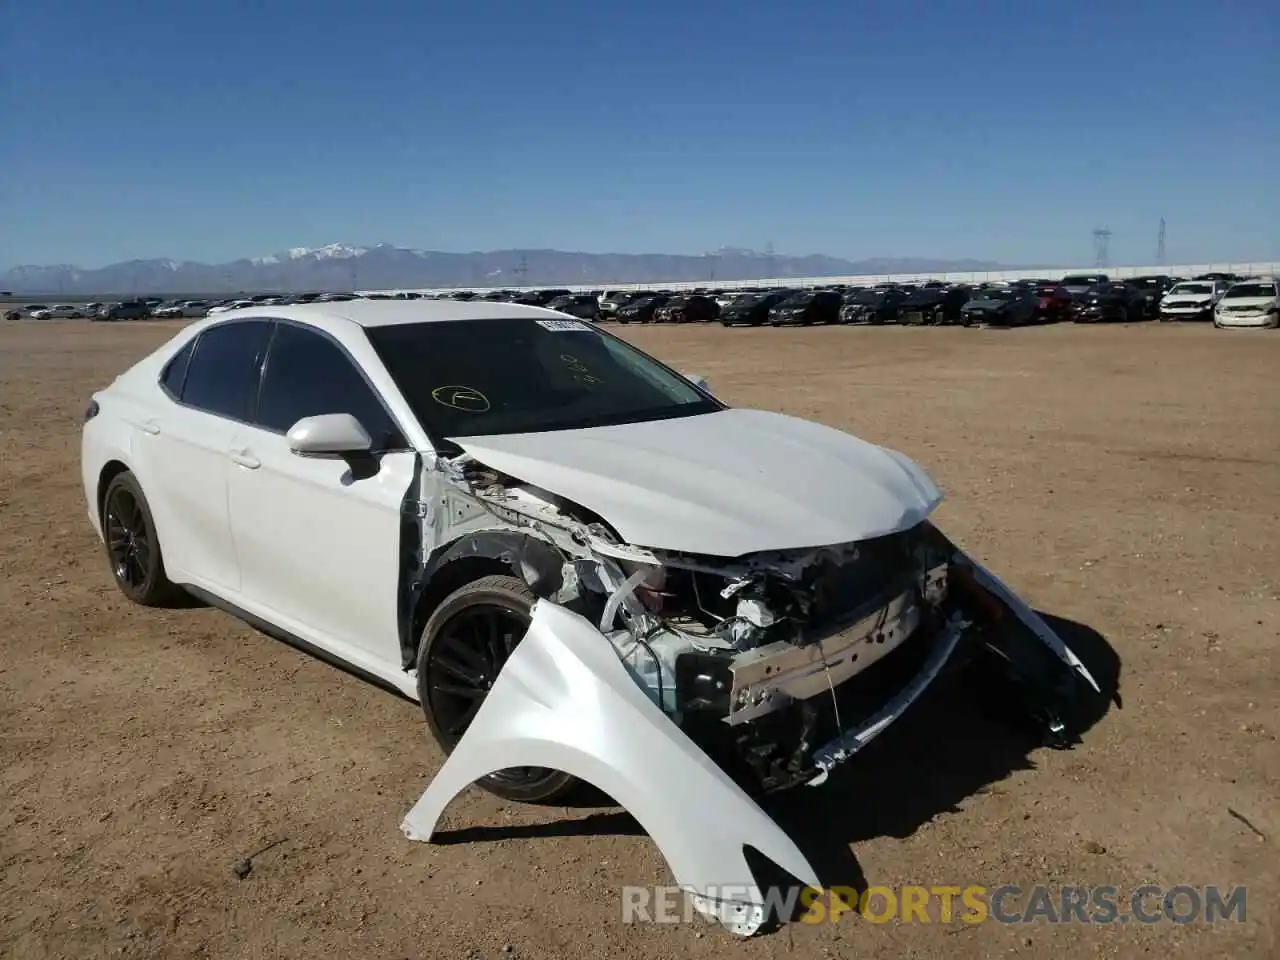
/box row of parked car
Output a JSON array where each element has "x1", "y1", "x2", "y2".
[
  {"x1": 5, "y1": 300, "x2": 152, "y2": 321},
  {"x1": 6, "y1": 273, "x2": 1278, "y2": 330},
  {"x1": 2, "y1": 291, "x2": 365, "y2": 323},
  {"x1": 542, "y1": 273, "x2": 1278, "y2": 329}
]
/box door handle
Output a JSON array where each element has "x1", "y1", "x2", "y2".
[
  {"x1": 229, "y1": 447, "x2": 261, "y2": 470},
  {"x1": 139, "y1": 418, "x2": 161, "y2": 435}
]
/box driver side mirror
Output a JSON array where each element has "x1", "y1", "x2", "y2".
[
  {"x1": 287, "y1": 413, "x2": 373, "y2": 457},
  {"x1": 682, "y1": 372, "x2": 710, "y2": 393}
]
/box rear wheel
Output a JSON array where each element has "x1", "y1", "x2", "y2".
[
  {"x1": 101, "y1": 471, "x2": 181, "y2": 606},
  {"x1": 417, "y1": 575, "x2": 578, "y2": 803}
]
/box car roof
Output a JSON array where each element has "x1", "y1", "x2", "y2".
[{"x1": 209, "y1": 298, "x2": 569, "y2": 329}]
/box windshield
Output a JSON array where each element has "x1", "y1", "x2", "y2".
[
  {"x1": 1222, "y1": 283, "x2": 1277, "y2": 299},
  {"x1": 779, "y1": 292, "x2": 815, "y2": 307},
  {"x1": 851, "y1": 290, "x2": 884, "y2": 304},
  {"x1": 977, "y1": 289, "x2": 1015, "y2": 301},
  {"x1": 1169, "y1": 283, "x2": 1213, "y2": 296},
  {"x1": 366, "y1": 317, "x2": 721, "y2": 439},
  {"x1": 1061, "y1": 276, "x2": 1103, "y2": 287}
]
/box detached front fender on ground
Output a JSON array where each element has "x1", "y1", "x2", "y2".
[{"x1": 400, "y1": 600, "x2": 821, "y2": 935}]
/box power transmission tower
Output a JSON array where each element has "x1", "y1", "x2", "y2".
[
  {"x1": 1092, "y1": 227, "x2": 1112, "y2": 269},
  {"x1": 705, "y1": 251, "x2": 720, "y2": 282},
  {"x1": 513, "y1": 254, "x2": 528, "y2": 285},
  {"x1": 1156, "y1": 218, "x2": 1166, "y2": 265},
  {"x1": 764, "y1": 241, "x2": 775, "y2": 278}
]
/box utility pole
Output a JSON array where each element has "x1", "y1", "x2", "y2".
[
  {"x1": 513, "y1": 254, "x2": 529, "y2": 286},
  {"x1": 1092, "y1": 227, "x2": 1112, "y2": 269},
  {"x1": 1156, "y1": 218, "x2": 1166, "y2": 266}
]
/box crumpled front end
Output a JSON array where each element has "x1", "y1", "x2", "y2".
[{"x1": 401, "y1": 452, "x2": 1102, "y2": 934}]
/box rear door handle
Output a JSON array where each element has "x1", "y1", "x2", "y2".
[
  {"x1": 229, "y1": 447, "x2": 261, "y2": 470},
  {"x1": 139, "y1": 418, "x2": 161, "y2": 435}
]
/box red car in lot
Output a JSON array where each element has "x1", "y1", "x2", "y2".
[{"x1": 1034, "y1": 285, "x2": 1074, "y2": 321}]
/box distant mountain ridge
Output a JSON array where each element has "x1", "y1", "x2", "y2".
[{"x1": 1, "y1": 244, "x2": 1017, "y2": 295}]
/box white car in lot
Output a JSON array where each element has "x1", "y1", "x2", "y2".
[
  {"x1": 30, "y1": 303, "x2": 85, "y2": 319},
  {"x1": 207, "y1": 299, "x2": 255, "y2": 315},
  {"x1": 153, "y1": 300, "x2": 213, "y2": 319},
  {"x1": 80, "y1": 300, "x2": 1099, "y2": 933},
  {"x1": 1213, "y1": 279, "x2": 1280, "y2": 329},
  {"x1": 1159, "y1": 280, "x2": 1225, "y2": 320}
]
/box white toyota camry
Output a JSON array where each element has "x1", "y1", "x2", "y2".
[{"x1": 82, "y1": 299, "x2": 1100, "y2": 933}]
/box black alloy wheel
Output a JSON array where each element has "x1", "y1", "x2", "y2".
[
  {"x1": 105, "y1": 485, "x2": 150, "y2": 591},
  {"x1": 100, "y1": 471, "x2": 180, "y2": 605},
  {"x1": 417, "y1": 575, "x2": 577, "y2": 803}
]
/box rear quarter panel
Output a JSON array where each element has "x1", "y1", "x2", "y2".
[{"x1": 80, "y1": 326, "x2": 198, "y2": 538}]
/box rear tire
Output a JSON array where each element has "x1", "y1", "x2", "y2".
[
  {"x1": 416, "y1": 575, "x2": 578, "y2": 804},
  {"x1": 101, "y1": 471, "x2": 181, "y2": 606}
]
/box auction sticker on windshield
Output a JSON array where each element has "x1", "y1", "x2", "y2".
[
  {"x1": 536, "y1": 319, "x2": 592, "y2": 332},
  {"x1": 430, "y1": 385, "x2": 491, "y2": 413}
]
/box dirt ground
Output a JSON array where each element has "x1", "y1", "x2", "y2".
[{"x1": 1, "y1": 317, "x2": 1276, "y2": 959}]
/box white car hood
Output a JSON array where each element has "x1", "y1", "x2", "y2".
[{"x1": 452, "y1": 408, "x2": 942, "y2": 556}]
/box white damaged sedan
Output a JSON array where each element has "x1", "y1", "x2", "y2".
[{"x1": 81, "y1": 300, "x2": 1100, "y2": 934}]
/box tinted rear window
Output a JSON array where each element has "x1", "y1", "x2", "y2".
[
  {"x1": 161, "y1": 339, "x2": 194, "y2": 397},
  {"x1": 180, "y1": 320, "x2": 273, "y2": 420}
]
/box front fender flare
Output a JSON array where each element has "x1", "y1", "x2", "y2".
[
  {"x1": 401, "y1": 527, "x2": 566, "y2": 669},
  {"x1": 401, "y1": 601, "x2": 820, "y2": 934}
]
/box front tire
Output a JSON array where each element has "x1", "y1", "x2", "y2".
[
  {"x1": 416, "y1": 575, "x2": 578, "y2": 804},
  {"x1": 101, "y1": 471, "x2": 181, "y2": 606}
]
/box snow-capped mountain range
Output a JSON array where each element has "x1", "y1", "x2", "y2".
[
  {"x1": 250, "y1": 243, "x2": 376, "y2": 266},
  {"x1": 1, "y1": 244, "x2": 1014, "y2": 295}
]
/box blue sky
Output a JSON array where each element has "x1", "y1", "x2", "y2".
[{"x1": 2, "y1": 0, "x2": 1276, "y2": 269}]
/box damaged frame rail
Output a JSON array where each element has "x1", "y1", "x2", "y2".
[{"x1": 400, "y1": 547, "x2": 1101, "y2": 936}]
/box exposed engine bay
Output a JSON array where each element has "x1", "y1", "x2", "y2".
[
  {"x1": 401, "y1": 448, "x2": 1101, "y2": 936},
  {"x1": 410, "y1": 451, "x2": 1097, "y2": 794}
]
